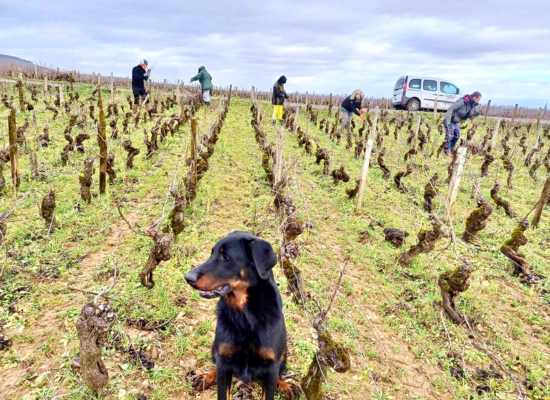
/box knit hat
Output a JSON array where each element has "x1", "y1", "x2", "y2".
[
  {"x1": 277, "y1": 75, "x2": 287, "y2": 84},
  {"x1": 351, "y1": 89, "x2": 364, "y2": 101},
  {"x1": 139, "y1": 59, "x2": 148, "y2": 66}
]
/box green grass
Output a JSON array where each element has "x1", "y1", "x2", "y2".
[{"x1": 0, "y1": 80, "x2": 549, "y2": 399}]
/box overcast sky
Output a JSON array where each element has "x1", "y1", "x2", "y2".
[{"x1": 1, "y1": 0, "x2": 549, "y2": 108}]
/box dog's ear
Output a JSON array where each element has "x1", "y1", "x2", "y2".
[{"x1": 246, "y1": 237, "x2": 277, "y2": 280}]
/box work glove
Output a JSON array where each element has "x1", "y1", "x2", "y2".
[
  {"x1": 359, "y1": 114, "x2": 365, "y2": 120},
  {"x1": 360, "y1": 108, "x2": 365, "y2": 114}
]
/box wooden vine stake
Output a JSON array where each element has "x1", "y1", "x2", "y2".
[
  {"x1": 511, "y1": 103, "x2": 518, "y2": 125},
  {"x1": 484, "y1": 100, "x2": 491, "y2": 124},
  {"x1": 433, "y1": 98, "x2": 438, "y2": 119},
  {"x1": 444, "y1": 146, "x2": 467, "y2": 221},
  {"x1": 97, "y1": 85, "x2": 107, "y2": 194},
  {"x1": 58, "y1": 85, "x2": 64, "y2": 116},
  {"x1": 294, "y1": 105, "x2": 300, "y2": 135},
  {"x1": 355, "y1": 107, "x2": 379, "y2": 215},
  {"x1": 17, "y1": 79, "x2": 25, "y2": 112},
  {"x1": 8, "y1": 108, "x2": 20, "y2": 192},
  {"x1": 110, "y1": 72, "x2": 114, "y2": 101},
  {"x1": 491, "y1": 118, "x2": 501, "y2": 150},
  {"x1": 532, "y1": 172, "x2": 550, "y2": 228},
  {"x1": 274, "y1": 126, "x2": 284, "y2": 185},
  {"x1": 191, "y1": 118, "x2": 198, "y2": 185},
  {"x1": 413, "y1": 114, "x2": 422, "y2": 148}
]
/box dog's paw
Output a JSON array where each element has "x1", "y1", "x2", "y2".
[
  {"x1": 277, "y1": 378, "x2": 301, "y2": 399},
  {"x1": 186, "y1": 369, "x2": 217, "y2": 392}
]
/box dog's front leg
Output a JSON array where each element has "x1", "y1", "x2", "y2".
[
  {"x1": 261, "y1": 366, "x2": 279, "y2": 400},
  {"x1": 217, "y1": 366, "x2": 233, "y2": 400}
]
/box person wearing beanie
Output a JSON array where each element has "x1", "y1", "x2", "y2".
[
  {"x1": 338, "y1": 90, "x2": 365, "y2": 138},
  {"x1": 131, "y1": 59, "x2": 157, "y2": 117},
  {"x1": 443, "y1": 91, "x2": 482, "y2": 153},
  {"x1": 272, "y1": 75, "x2": 289, "y2": 126},
  {"x1": 190, "y1": 66, "x2": 213, "y2": 106}
]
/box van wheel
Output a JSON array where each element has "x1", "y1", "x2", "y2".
[{"x1": 407, "y1": 98, "x2": 420, "y2": 111}]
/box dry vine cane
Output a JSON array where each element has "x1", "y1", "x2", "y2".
[
  {"x1": 500, "y1": 218, "x2": 538, "y2": 283},
  {"x1": 117, "y1": 202, "x2": 174, "y2": 288},
  {"x1": 438, "y1": 261, "x2": 474, "y2": 324},
  {"x1": 301, "y1": 259, "x2": 351, "y2": 400},
  {"x1": 73, "y1": 302, "x2": 117, "y2": 392},
  {"x1": 490, "y1": 181, "x2": 515, "y2": 218},
  {"x1": 40, "y1": 189, "x2": 56, "y2": 232},
  {"x1": 462, "y1": 198, "x2": 493, "y2": 245},
  {"x1": 398, "y1": 214, "x2": 449, "y2": 266},
  {"x1": 423, "y1": 173, "x2": 439, "y2": 212},
  {"x1": 72, "y1": 236, "x2": 120, "y2": 392}
]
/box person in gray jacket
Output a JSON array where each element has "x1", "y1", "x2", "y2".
[{"x1": 443, "y1": 91, "x2": 482, "y2": 153}]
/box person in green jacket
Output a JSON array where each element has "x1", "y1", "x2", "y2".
[{"x1": 190, "y1": 66, "x2": 213, "y2": 106}]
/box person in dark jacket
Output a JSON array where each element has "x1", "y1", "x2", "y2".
[
  {"x1": 338, "y1": 90, "x2": 365, "y2": 137},
  {"x1": 443, "y1": 91, "x2": 482, "y2": 153},
  {"x1": 272, "y1": 76, "x2": 289, "y2": 126},
  {"x1": 190, "y1": 66, "x2": 213, "y2": 106},
  {"x1": 131, "y1": 59, "x2": 156, "y2": 117}
]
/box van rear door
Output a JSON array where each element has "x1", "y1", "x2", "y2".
[
  {"x1": 439, "y1": 81, "x2": 460, "y2": 110},
  {"x1": 392, "y1": 77, "x2": 406, "y2": 106}
]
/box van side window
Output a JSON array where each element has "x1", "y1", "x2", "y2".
[
  {"x1": 440, "y1": 82, "x2": 458, "y2": 94},
  {"x1": 423, "y1": 80, "x2": 437, "y2": 92},
  {"x1": 409, "y1": 79, "x2": 421, "y2": 89}
]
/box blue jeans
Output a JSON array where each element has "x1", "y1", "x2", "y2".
[{"x1": 444, "y1": 123, "x2": 460, "y2": 152}]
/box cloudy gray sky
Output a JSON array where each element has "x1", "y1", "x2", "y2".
[{"x1": 2, "y1": 0, "x2": 549, "y2": 107}]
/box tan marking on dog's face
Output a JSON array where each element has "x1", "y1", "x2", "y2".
[{"x1": 194, "y1": 274, "x2": 227, "y2": 291}]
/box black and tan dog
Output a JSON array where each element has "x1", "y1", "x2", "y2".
[{"x1": 185, "y1": 231, "x2": 300, "y2": 400}]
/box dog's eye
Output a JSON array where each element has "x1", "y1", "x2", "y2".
[{"x1": 222, "y1": 253, "x2": 230, "y2": 261}]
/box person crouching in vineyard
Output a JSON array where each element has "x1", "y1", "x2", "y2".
[
  {"x1": 132, "y1": 59, "x2": 157, "y2": 117},
  {"x1": 190, "y1": 66, "x2": 213, "y2": 106},
  {"x1": 272, "y1": 75, "x2": 289, "y2": 126},
  {"x1": 338, "y1": 90, "x2": 365, "y2": 137},
  {"x1": 443, "y1": 91, "x2": 482, "y2": 154}
]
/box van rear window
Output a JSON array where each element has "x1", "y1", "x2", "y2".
[
  {"x1": 394, "y1": 78, "x2": 405, "y2": 91},
  {"x1": 409, "y1": 79, "x2": 421, "y2": 89}
]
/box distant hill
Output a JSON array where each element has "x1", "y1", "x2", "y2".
[{"x1": 0, "y1": 54, "x2": 35, "y2": 68}]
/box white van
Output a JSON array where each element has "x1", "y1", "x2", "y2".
[{"x1": 392, "y1": 76, "x2": 461, "y2": 111}]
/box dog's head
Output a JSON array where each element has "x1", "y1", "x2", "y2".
[{"x1": 185, "y1": 231, "x2": 277, "y2": 300}]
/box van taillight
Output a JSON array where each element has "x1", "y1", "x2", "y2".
[{"x1": 403, "y1": 82, "x2": 407, "y2": 92}]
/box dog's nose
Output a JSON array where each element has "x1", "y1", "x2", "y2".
[{"x1": 185, "y1": 271, "x2": 200, "y2": 286}]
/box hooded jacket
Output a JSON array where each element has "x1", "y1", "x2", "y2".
[
  {"x1": 132, "y1": 65, "x2": 149, "y2": 90},
  {"x1": 191, "y1": 66, "x2": 213, "y2": 91},
  {"x1": 341, "y1": 90, "x2": 364, "y2": 116},
  {"x1": 444, "y1": 95, "x2": 481, "y2": 124},
  {"x1": 272, "y1": 76, "x2": 289, "y2": 105}
]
